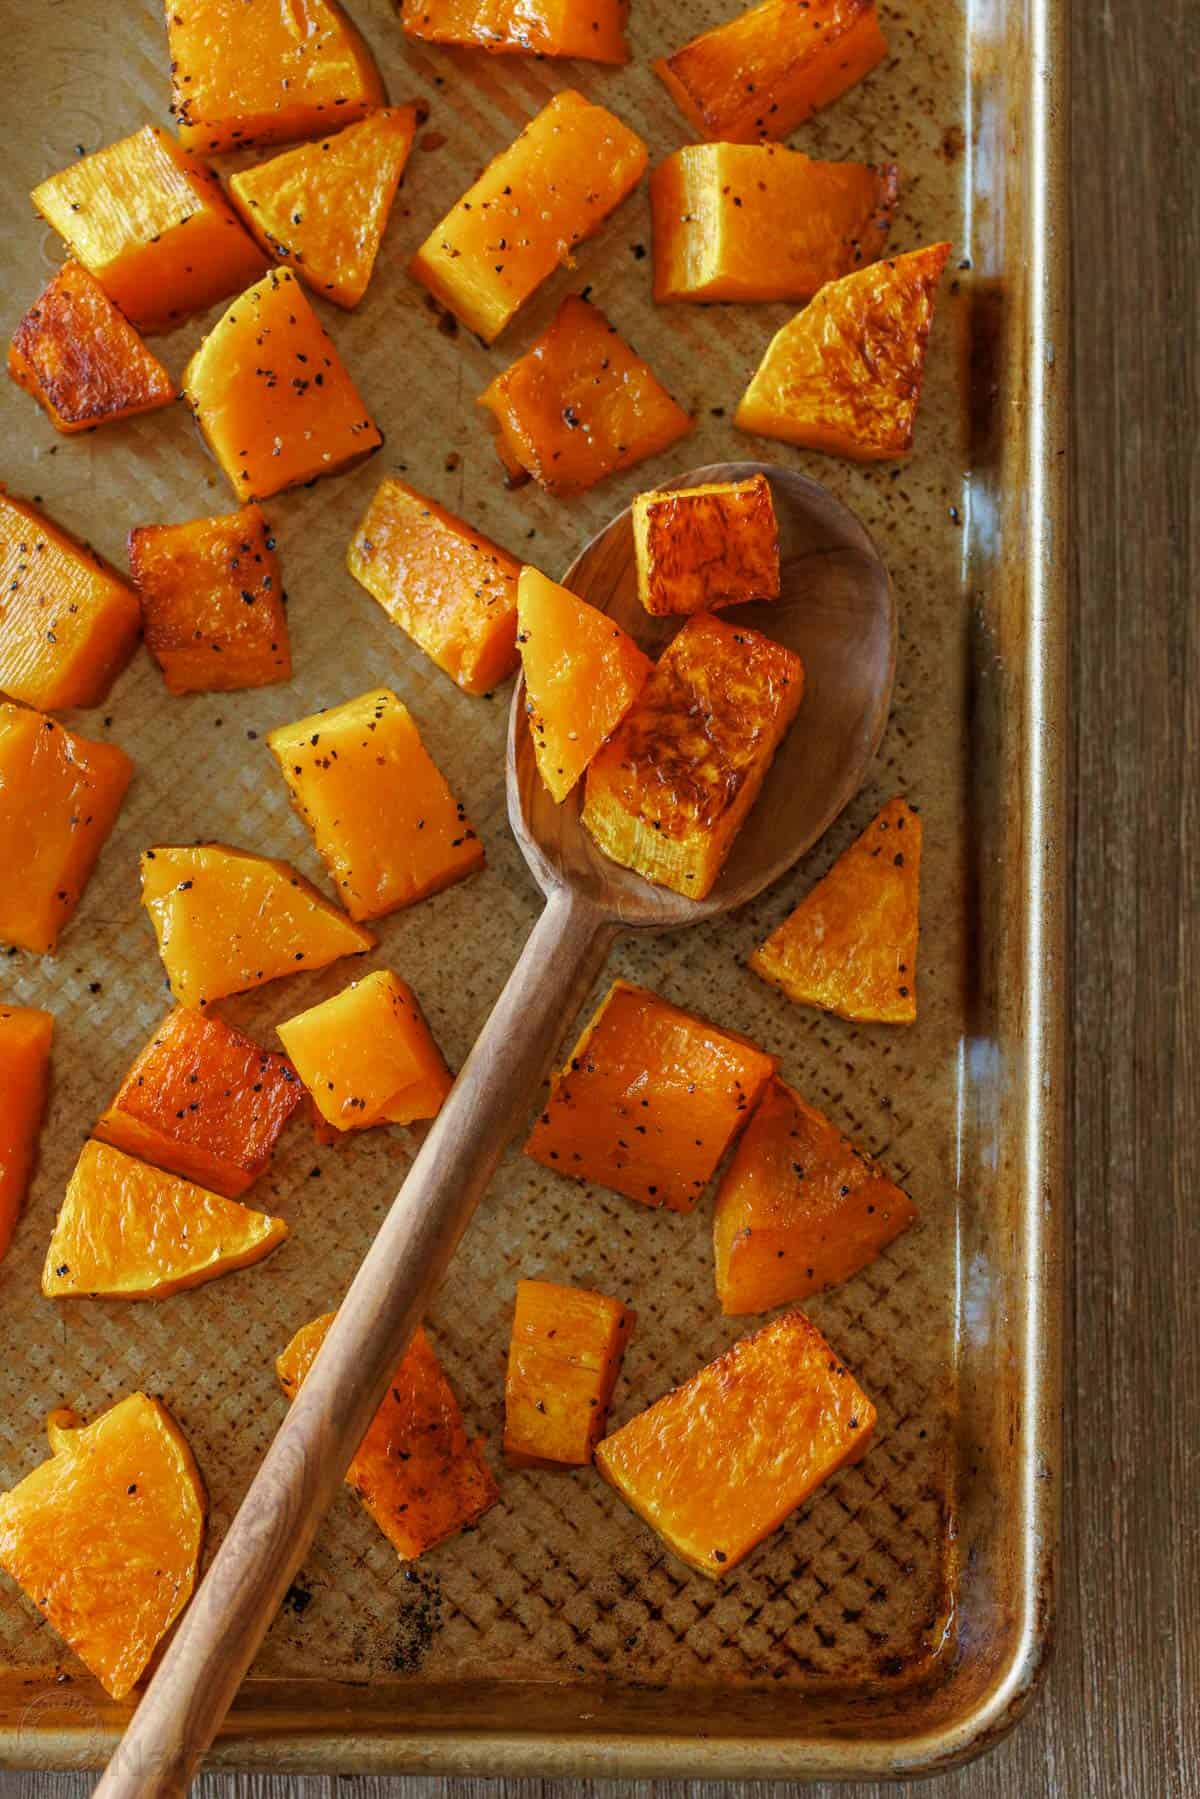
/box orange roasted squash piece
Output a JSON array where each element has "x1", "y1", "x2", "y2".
[
  {"x1": 632, "y1": 476, "x2": 780, "y2": 615},
  {"x1": 166, "y1": 0, "x2": 387, "y2": 153},
  {"x1": 347, "y1": 480, "x2": 521, "y2": 695},
  {"x1": 736, "y1": 244, "x2": 952, "y2": 460},
  {"x1": 229, "y1": 108, "x2": 418, "y2": 309},
  {"x1": 0, "y1": 488, "x2": 141, "y2": 711},
  {"x1": 95, "y1": 1007, "x2": 302, "y2": 1197},
  {"x1": 277, "y1": 1314, "x2": 498, "y2": 1559},
  {"x1": 651, "y1": 143, "x2": 898, "y2": 304},
  {"x1": 525, "y1": 979, "x2": 777, "y2": 1212},
  {"x1": 479, "y1": 297, "x2": 692, "y2": 496},
  {"x1": 713, "y1": 1077, "x2": 918, "y2": 1314},
  {"x1": 43, "y1": 1140, "x2": 288, "y2": 1300},
  {"x1": 278, "y1": 969, "x2": 452, "y2": 1130},
  {"x1": 411, "y1": 92, "x2": 646, "y2": 344},
  {"x1": 31, "y1": 126, "x2": 265, "y2": 335},
  {"x1": 0, "y1": 1394, "x2": 204, "y2": 1698},
  {"x1": 0, "y1": 703, "x2": 132, "y2": 955},
  {"x1": 0, "y1": 1005, "x2": 53, "y2": 1262},
  {"x1": 129, "y1": 504, "x2": 291, "y2": 696},
  {"x1": 140, "y1": 843, "x2": 374, "y2": 1009},
  {"x1": 504, "y1": 1278, "x2": 634, "y2": 1468},
  {"x1": 595, "y1": 1310, "x2": 875, "y2": 1576},
  {"x1": 751, "y1": 798, "x2": 921, "y2": 1020},
  {"x1": 267, "y1": 688, "x2": 484, "y2": 921},
  {"x1": 182, "y1": 270, "x2": 382, "y2": 502},
  {"x1": 582, "y1": 612, "x2": 803, "y2": 900},
  {"x1": 400, "y1": 0, "x2": 630, "y2": 61},
  {"x1": 8, "y1": 262, "x2": 176, "y2": 434},
  {"x1": 654, "y1": 0, "x2": 886, "y2": 144},
  {"x1": 517, "y1": 566, "x2": 651, "y2": 803}
]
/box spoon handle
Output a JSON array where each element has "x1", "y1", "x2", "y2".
[{"x1": 94, "y1": 883, "x2": 615, "y2": 1799}]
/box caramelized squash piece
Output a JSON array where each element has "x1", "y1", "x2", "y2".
[
  {"x1": 0, "y1": 1394, "x2": 204, "y2": 1698},
  {"x1": 229, "y1": 108, "x2": 418, "y2": 309},
  {"x1": 479, "y1": 297, "x2": 692, "y2": 496},
  {"x1": 751, "y1": 798, "x2": 922, "y2": 1020},
  {"x1": 736, "y1": 244, "x2": 951, "y2": 460},
  {"x1": 31, "y1": 126, "x2": 265, "y2": 334},
  {"x1": 167, "y1": 0, "x2": 387, "y2": 153},
  {"x1": 713, "y1": 1078, "x2": 918, "y2": 1313},
  {"x1": 504, "y1": 1278, "x2": 633, "y2": 1467},
  {"x1": 410, "y1": 92, "x2": 647, "y2": 343},
  {"x1": 129, "y1": 504, "x2": 291, "y2": 696},
  {"x1": 43, "y1": 1140, "x2": 287, "y2": 1300},
  {"x1": 0, "y1": 1005, "x2": 53, "y2": 1262},
  {"x1": 278, "y1": 1314, "x2": 498, "y2": 1559},
  {"x1": 525, "y1": 979, "x2": 776, "y2": 1213},
  {"x1": 278, "y1": 970, "x2": 452, "y2": 1131},
  {"x1": 654, "y1": 0, "x2": 886, "y2": 144},
  {"x1": 140, "y1": 843, "x2": 374, "y2": 1008},
  {"x1": 517, "y1": 566, "x2": 651, "y2": 803},
  {"x1": 8, "y1": 262, "x2": 175, "y2": 434},
  {"x1": 347, "y1": 480, "x2": 521, "y2": 695},
  {"x1": 632, "y1": 476, "x2": 780, "y2": 615},
  {"x1": 267, "y1": 688, "x2": 484, "y2": 921},
  {"x1": 651, "y1": 143, "x2": 898, "y2": 304},
  {"x1": 582, "y1": 612, "x2": 803, "y2": 899},
  {"x1": 596, "y1": 1311, "x2": 875, "y2": 1576},
  {"x1": 95, "y1": 1007, "x2": 302, "y2": 1197},
  {"x1": 182, "y1": 270, "x2": 382, "y2": 502},
  {"x1": 0, "y1": 703, "x2": 132, "y2": 955},
  {"x1": 0, "y1": 488, "x2": 141, "y2": 711},
  {"x1": 400, "y1": 0, "x2": 629, "y2": 61}
]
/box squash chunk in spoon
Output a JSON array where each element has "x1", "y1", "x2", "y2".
[{"x1": 632, "y1": 475, "x2": 780, "y2": 615}]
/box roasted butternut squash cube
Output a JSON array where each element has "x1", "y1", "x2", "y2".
[
  {"x1": 43, "y1": 1140, "x2": 287, "y2": 1301},
  {"x1": 751, "y1": 797, "x2": 921, "y2": 1020},
  {"x1": 632, "y1": 476, "x2": 780, "y2": 616},
  {"x1": 713, "y1": 1078, "x2": 918, "y2": 1314},
  {"x1": 410, "y1": 92, "x2": 647, "y2": 344},
  {"x1": 479, "y1": 297, "x2": 692, "y2": 497},
  {"x1": 347, "y1": 480, "x2": 521, "y2": 695},
  {"x1": 182, "y1": 270, "x2": 382, "y2": 502},
  {"x1": 517, "y1": 566, "x2": 651, "y2": 802},
  {"x1": 504, "y1": 1278, "x2": 633, "y2": 1468},
  {"x1": 736, "y1": 243, "x2": 952, "y2": 460},
  {"x1": 167, "y1": 0, "x2": 387, "y2": 153},
  {"x1": 95, "y1": 1007, "x2": 302, "y2": 1198},
  {"x1": 582, "y1": 612, "x2": 803, "y2": 899},
  {"x1": 278, "y1": 969, "x2": 452, "y2": 1131},
  {"x1": 277, "y1": 1314, "x2": 498, "y2": 1559},
  {"x1": 129, "y1": 504, "x2": 291, "y2": 696},
  {"x1": 140, "y1": 843, "x2": 374, "y2": 1009},
  {"x1": 0, "y1": 703, "x2": 132, "y2": 955},
  {"x1": 7, "y1": 262, "x2": 176, "y2": 434},
  {"x1": 267, "y1": 688, "x2": 484, "y2": 921},
  {"x1": 0, "y1": 488, "x2": 141, "y2": 712},
  {"x1": 400, "y1": 0, "x2": 629, "y2": 61},
  {"x1": 651, "y1": 143, "x2": 898, "y2": 304},
  {"x1": 229, "y1": 108, "x2": 418, "y2": 310},
  {"x1": 654, "y1": 0, "x2": 886, "y2": 145},
  {"x1": 525, "y1": 979, "x2": 776, "y2": 1213},
  {"x1": 0, "y1": 1005, "x2": 53, "y2": 1262},
  {"x1": 595, "y1": 1311, "x2": 875, "y2": 1576},
  {"x1": 31, "y1": 125, "x2": 265, "y2": 335}
]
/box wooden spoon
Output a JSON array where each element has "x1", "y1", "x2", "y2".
[{"x1": 94, "y1": 461, "x2": 894, "y2": 1798}]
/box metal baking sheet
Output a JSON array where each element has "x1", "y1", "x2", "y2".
[{"x1": 0, "y1": 0, "x2": 1066, "y2": 1777}]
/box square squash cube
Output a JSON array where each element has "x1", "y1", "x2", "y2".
[
  {"x1": 267, "y1": 688, "x2": 484, "y2": 921},
  {"x1": 504, "y1": 1278, "x2": 634, "y2": 1467},
  {"x1": 8, "y1": 262, "x2": 176, "y2": 434},
  {"x1": 632, "y1": 475, "x2": 780, "y2": 615},
  {"x1": 0, "y1": 1005, "x2": 53, "y2": 1262},
  {"x1": 277, "y1": 969, "x2": 452, "y2": 1131}
]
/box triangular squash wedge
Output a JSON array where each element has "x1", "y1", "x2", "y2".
[
  {"x1": 8, "y1": 261, "x2": 176, "y2": 433},
  {"x1": 140, "y1": 842, "x2": 374, "y2": 1009},
  {"x1": 230, "y1": 109, "x2": 419, "y2": 309},
  {"x1": 751, "y1": 797, "x2": 921, "y2": 1021},
  {"x1": 43, "y1": 1140, "x2": 288, "y2": 1299},
  {"x1": 735, "y1": 243, "x2": 951, "y2": 460},
  {"x1": 517, "y1": 566, "x2": 651, "y2": 803}
]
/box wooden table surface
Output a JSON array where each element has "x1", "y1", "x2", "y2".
[{"x1": 3, "y1": 0, "x2": 1197, "y2": 1794}]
